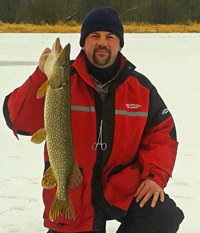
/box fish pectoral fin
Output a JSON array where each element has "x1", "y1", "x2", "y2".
[
  {"x1": 31, "y1": 128, "x2": 46, "y2": 144},
  {"x1": 68, "y1": 161, "x2": 83, "y2": 189},
  {"x1": 37, "y1": 80, "x2": 49, "y2": 98},
  {"x1": 49, "y1": 195, "x2": 75, "y2": 222},
  {"x1": 42, "y1": 166, "x2": 57, "y2": 189}
]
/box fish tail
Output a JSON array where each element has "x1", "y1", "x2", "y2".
[{"x1": 49, "y1": 195, "x2": 75, "y2": 222}]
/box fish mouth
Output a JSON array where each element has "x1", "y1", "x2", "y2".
[
  {"x1": 56, "y1": 38, "x2": 60, "y2": 45},
  {"x1": 55, "y1": 38, "x2": 63, "y2": 54}
]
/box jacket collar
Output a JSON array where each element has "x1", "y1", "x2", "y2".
[{"x1": 72, "y1": 50, "x2": 127, "y2": 89}]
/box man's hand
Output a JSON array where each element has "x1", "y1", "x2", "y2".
[
  {"x1": 39, "y1": 48, "x2": 51, "y2": 73},
  {"x1": 134, "y1": 179, "x2": 164, "y2": 208}
]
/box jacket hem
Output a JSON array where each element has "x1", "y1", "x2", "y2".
[{"x1": 44, "y1": 218, "x2": 95, "y2": 232}]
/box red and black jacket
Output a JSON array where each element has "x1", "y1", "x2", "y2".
[{"x1": 3, "y1": 51, "x2": 178, "y2": 232}]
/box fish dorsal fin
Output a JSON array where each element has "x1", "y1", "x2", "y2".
[
  {"x1": 68, "y1": 161, "x2": 83, "y2": 189},
  {"x1": 37, "y1": 80, "x2": 49, "y2": 98}
]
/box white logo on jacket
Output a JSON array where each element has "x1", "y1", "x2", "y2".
[
  {"x1": 126, "y1": 103, "x2": 141, "y2": 109},
  {"x1": 162, "y1": 108, "x2": 169, "y2": 114}
]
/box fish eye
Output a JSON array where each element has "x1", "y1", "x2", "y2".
[{"x1": 62, "y1": 63, "x2": 68, "y2": 68}]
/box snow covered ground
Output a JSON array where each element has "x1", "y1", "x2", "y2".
[{"x1": 0, "y1": 33, "x2": 200, "y2": 232}]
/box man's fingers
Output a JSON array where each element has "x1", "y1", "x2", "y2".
[
  {"x1": 39, "y1": 47, "x2": 51, "y2": 73},
  {"x1": 151, "y1": 191, "x2": 165, "y2": 208},
  {"x1": 42, "y1": 53, "x2": 50, "y2": 60},
  {"x1": 41, "y1": 48, "x2": 51, "y2": 60},
  {"x1": 160, "y1": 191, "x2": 165, "y2": 202},
  {"x1": 139, "y1": 190, "x2": 153, "y2": 208},
  {"x1": 41, "y1": 48, "x2": 51, "y2": 61},
  {"x1": 135, "y1": 183, "x2": 152, "y2": 206},
  {"x1": 151, "y1": 191, "x2": 160, "y2": 208},
  {"x1": 134, "y1": 182, "x2": 145, "y2": 198},
  {"x1": 134, "y1": 180, "x2": 164, "y2": 208},
  {"x1": 43, "y1": 47, "x2": 51, "y2": 54}
]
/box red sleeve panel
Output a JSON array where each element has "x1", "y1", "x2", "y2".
[
  {"x1": 139, "y1": 85, "x2": 178, "y2": 189},
  {"x1": 140, "y1": 117, "x2": 178, "y2": 189},
  {"x1": 3, "y1": 67, "x2": 47, "y2": 137}
]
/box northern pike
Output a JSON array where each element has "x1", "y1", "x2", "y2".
[{"x1": 31, "y1": 38, "x2": 83, "y2": 222}]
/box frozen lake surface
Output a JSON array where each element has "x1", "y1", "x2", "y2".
[{"x1": 0, "y1": 33, "x2": 200, "y2": 232}]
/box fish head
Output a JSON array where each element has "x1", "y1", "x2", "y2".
[
  {"x1": 55, "y1": 43, "x2": 71, "y2": 88},
  {"x1": 45, "y1": 38, "x2": 71, "y2": 89}
]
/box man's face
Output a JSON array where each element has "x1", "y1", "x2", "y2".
[{"x1": 82, "y1": 31, "x2": 122, "y2": 68}]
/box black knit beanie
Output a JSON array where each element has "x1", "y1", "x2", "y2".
[{"x1": 80, "y1": 7, "x2": 124, "y2": 48}]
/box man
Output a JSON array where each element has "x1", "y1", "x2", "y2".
[{"x1": 3, "y1": 7, "x2": 184, "y2": 233}]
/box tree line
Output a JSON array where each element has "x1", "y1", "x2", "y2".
[{"x1": 0, "y1": 0, "x2": 200, "y2": 25}]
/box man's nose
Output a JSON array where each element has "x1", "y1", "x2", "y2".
[{"x1": 96, "y1": 37, "x2": 107, "y2": 47}]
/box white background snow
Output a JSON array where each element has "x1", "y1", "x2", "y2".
[{"x1": 0, "y1": 33, "x2": 200, "y2": 232}]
